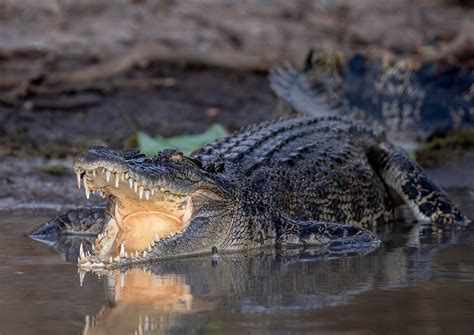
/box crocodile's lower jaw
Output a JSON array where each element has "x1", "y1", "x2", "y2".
[{"x1": 76, "y1": 167, "x2": 194, "y2": 268}]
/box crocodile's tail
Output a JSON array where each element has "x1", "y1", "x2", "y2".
[
  {"x1": 270, "y1": 50, "x2": 474, "y2": 148},
  {"x1": 269, "y1": 50, "x2": 348, "y2": 117}
]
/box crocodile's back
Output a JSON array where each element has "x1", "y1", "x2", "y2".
[{"x1": 193, "y1": 116, "x2": 393, "y2": 226}]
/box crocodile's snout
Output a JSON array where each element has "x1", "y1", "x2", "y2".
[{"x1": 74, "y1": 146, "x2": 127, "y2": 173}]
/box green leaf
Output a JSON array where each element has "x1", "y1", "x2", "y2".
[{"x1": 137, "y1": 123, "x2": 228, "y2": 156}]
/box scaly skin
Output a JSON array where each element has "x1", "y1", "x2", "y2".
[
  {"x1": 31, "y1": 51, "x2": 471, "y2": 268},
  {"x1": 31, "y1": 114, "x2": 469, "y2": 269},
  {"x1": 270, "y1": 51, "x2": 474, "y2": 149}
]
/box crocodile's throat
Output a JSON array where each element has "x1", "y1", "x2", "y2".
[
  {"x1": 111, "y1": 195, "x2": 193, "y2": 257},
  {"x1": 75, "y1": 166, "x2": 194, "y2": 268}
]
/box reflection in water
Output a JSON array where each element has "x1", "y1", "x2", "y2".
[
  {"x1": 77, "y1": 220, "x2": 473, "y2": 334},
  {"x1": 2, "y1": 187, "x2": 472, "y2": 335},
  {"x1": 83, "y1": 269, "x2": 197, "y2": 334}
]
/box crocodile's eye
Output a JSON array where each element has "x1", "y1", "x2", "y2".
[
  {"x1": 153, "y1": 149, "x2": 184, "y2": 163},
  {"x1": 170, "y1": 152, "x2": 183, "y2": 162}
]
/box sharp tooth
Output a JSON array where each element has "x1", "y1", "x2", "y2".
[
  {"x1": 125, "y1": 251, "x2": 129, "y2": 258},
  {"x1": 151, "y1": 188, "x2": 155, "y2": 196},
  {"x1": 148, "y1": 245, "x2": 152, "y2": 252},
  {"x1": 160, "y1": 187, "x2": 166, "y2": 192},
  {"x1": 121, "y1": 173, "x2": 125, "y2": 181},
  {"x1": 84, "y1": 178, "x2": 90, "y2": 199},
  {"x1": 143, "y1": 251, "x2": 147, "y2": 257},
  {"x1": 115, "y1": 173, "x2": 120, "y2": 188},
  {"x1": 134, "y1": 181, "x2": 138, "y2": 192},
  {"x1": 129, "y1": 179, "x2": 133, "y2": 189},
  {"x1": 134, "y1": 251, "x2": 139, "y2": 258},
  {"x1": 145, "y1": 190, "x2": 150, "y2": 200},
  {"x1": 115, "y1": 256, "x2": 120, "y2": 262},
  {"x1": 106, "y1": 170, "x2": 111, "y2": 182},
  {"x1": 120, "y1": 243, "x2": 125, "y2": 257},
  {"x1": 109, "y1": 256, "x2": 113, "y2": 263},
  {"x1": 76, "y1": 171, "x2": 82, "y2": 189},
  {"x1": 93, "y1": 169, "x2": 96, "y2": 178},
  {"x1": 79, "y1": 270, "x2": 86, "y2": 286},
  {"x1": 79, "y1": 243, "x2": 85, "y2": 260},
  {"x1": 139, "y1": 185, "x2": 144, "y2": 199}
]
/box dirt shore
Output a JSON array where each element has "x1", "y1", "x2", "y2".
[
  {"x1": 2, "y1": 0, "x2": 473, "y2": 156},
  {"x1": 1, "y1": 0, "x2": 473, "y2": 214}
]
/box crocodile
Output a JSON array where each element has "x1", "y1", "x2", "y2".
[
  {"x1": 271, "y1": 51, "x2": 474, "y2": 150},
  {"x1": 30, "y1": 58, "x2": 470, "y2": 269}
]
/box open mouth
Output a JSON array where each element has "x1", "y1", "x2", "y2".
[{"x1": 75, "y1": 164, "x2": 194, "y2": 268}]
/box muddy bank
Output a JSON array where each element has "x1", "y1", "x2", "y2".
[
  {"x1": 2, "y1": 0, "x2": 473, "y2": 157},
  {"x1": 1, "y1": 58, "x2": 473, "y2": 214},
  {"x1": 1, "y1": 0, "x2": 473, "y2": 214},
  {"x1": 0, "y1": 60, "x2": 282, "y2": 214},
  {"x1": 0, "y1": 61, "x2": 279, "y2": 214},
  {"x1": 1, "y1": 0, "x2": 473, "y2": 107},
  {"x1": 1, "y1": 0, "x2": 472, "y2": 80},
  {"x1": 1, "y1": 62, "x2": 279, "y2": 157}
]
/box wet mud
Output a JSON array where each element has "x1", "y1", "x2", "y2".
[{"x1": 1, "y1": 1, "x2": 473, "y2": 212}]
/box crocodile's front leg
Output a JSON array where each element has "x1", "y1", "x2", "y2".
[
  {"x1": 29, "y1": 206, "x2": 106, "y2": 238},
  {"x1": 275, "y1": 216, "x2": 381, "y2": 254}
]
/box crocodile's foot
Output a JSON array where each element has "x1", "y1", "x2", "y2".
[
  {"x1": 276, "y1": 218, "x2": 382, "y2": 256},
  {"x1": 29, "y1": 207, "x2": 105, "y2": 239}
]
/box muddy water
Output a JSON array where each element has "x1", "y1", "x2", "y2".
[{"x1": 0, "y1": 188, "x2": 473, "y2": 335}]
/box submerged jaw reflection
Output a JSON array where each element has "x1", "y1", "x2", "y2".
[{"x1": 82, "y1": 268, "x2": 196, "y2": 335}]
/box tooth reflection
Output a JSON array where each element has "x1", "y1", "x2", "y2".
[{"x1": 82, "y1": 268, "x2": 195, "y2": 335}]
